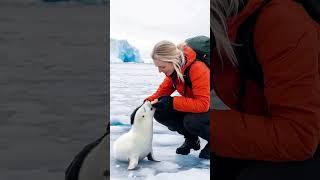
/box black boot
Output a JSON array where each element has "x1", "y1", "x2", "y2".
[
  {"x1": 176, "y1": 138, "x2": 201, "y2": 155},
  {"x1": 199, "y1": 143, "x2": 210, "y2": 159}
]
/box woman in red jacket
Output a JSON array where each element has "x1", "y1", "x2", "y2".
[
  {"x1": 210, "y1": 0, "x2": 320, "y2": 179},
  {"x1": 146, "y1": 40, "x2": 210, "y2": 159}
]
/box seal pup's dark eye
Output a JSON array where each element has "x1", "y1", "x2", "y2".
[{"x1": 142, "y1": 115, "x2": 145, "y2": 118}]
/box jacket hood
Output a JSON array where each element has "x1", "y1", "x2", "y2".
[{"x1": 181, "y1": 46, "x2": 196, "y2": 73}]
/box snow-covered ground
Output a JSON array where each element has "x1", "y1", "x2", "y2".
[{"x1": 110, "y1": 63, "x2": 210, "y2": 179}]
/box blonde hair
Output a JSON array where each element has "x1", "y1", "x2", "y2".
[
  {"x1": 211, "y1": 0, "x2": 244, "y2": 67},
  {"x1": 151, "y1": 40, "x2": 186, "y2": 82}
]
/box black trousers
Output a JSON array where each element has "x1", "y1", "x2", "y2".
[
  {"x1": 211, "y1": 153, "x2": 320, "y2": 180},
  {"x1": 153, "y1": 109, "x2": 209, "y2": 141}
]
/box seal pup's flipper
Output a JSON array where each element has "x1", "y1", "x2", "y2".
[
  {"x1": 147, "y1": 152, "x2": 160, "y2": 162},
  {"x1": 128, "y1": 156, "x2": 139, "y2": 170}
]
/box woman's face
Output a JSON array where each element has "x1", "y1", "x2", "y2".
[{"x1": 153, "y1": 59, "x2": 175, "y2": 76}]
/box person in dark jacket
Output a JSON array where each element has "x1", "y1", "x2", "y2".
[
  {"x1": 145, "y1": 40, "x2": 210, "y2": 159},
  {"x1": 210, "y1": 0, "x2": 320, "y2": 179}
]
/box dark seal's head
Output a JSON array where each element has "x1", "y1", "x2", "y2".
[{"x1": 130, "y1": 104, "x2": 143, "y2": 125}]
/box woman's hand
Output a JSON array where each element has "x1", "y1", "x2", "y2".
[
  {"x1": 152, "y1": 96, "x2": 173, "y2": 111},
  {"x1": 150, "y1": 99, "x2": 158, "y2": 105}
]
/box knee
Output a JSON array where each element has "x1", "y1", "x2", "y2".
[{"x1": 154, "y1": 110, "x2": 177, "y2": 131}]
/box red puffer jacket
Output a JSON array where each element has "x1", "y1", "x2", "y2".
[
  {"x1": 147, "y1": 46, "x2": 210, "y2": 113},
  {"x1": 211, "y1": 0, "x2": 320, "y2": 161}
]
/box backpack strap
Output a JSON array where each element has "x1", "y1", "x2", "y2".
[
  {"x1": 183, "y1": 59, "x2": 213, "y2": 96},
  {"x1": 183, "y1": 61, "x2": 195, "y2": 95},
  {"x1": 235, "y1": 0, "x2": 271, "y2": 111}
]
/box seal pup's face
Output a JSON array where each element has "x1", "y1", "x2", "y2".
[{"x1": 130, "y1": 101, "x2": 155, "y2": 125}]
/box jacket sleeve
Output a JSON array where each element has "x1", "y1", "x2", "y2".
[
  {"x1": 146, "y1": 77, "x2": 175, "y2": 101},
  {"x1": 211, "y1": 5, "x2": 320, "y2": 161},
  {"x1": 174, "y1": 62, "x2": 210, "y2": 113}
]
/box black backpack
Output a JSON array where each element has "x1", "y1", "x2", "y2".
[
  {"x1": 185, "y1": 35, "x2": 210, "y2": 67},
  {"x1": 234, "y1": 0, "x2": 319, "y2": 110},
  {"x1": 183, "y1": 35, "x2": 212, "y2": 92}
]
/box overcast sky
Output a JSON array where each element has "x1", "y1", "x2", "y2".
[{"x1": 110, "y1": 0, "x2": 210, "y2": 59}]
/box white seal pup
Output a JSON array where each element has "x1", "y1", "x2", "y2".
[{"x1": 113, "y1": 101, "x2": 158, "y2": 170}]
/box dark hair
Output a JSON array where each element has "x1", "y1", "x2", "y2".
[{"x1": 130, "y1": 104, "x2": 143, "y2": 125}]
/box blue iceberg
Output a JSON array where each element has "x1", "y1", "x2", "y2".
[{"x1": 110, "y1": 38, "x2": 142, "y2": 63}]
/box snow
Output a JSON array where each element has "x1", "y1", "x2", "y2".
[{"x1": 110, "y1": 63, "x2": 210, "y2": 179}]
